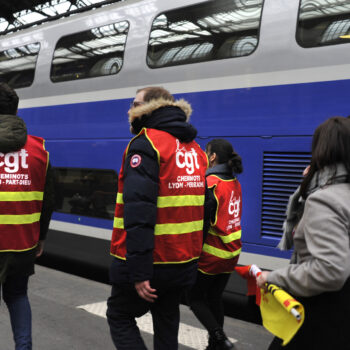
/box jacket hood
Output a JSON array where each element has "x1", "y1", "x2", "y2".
[
  {"x1": 128, "y1": 98, "x2": 192, "y2": 124},
  {"x1": 128, "y1": 98, "x2": 197, "y2": 142},
  {"x1": 206, "y1": 163, "x2": 235, "y2": 179},
  {"x1": 0, "y1": 114, "x2": 27, "y2": 153}
]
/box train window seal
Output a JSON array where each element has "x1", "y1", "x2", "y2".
[
  {"x1": 50, "y1": 20, "x2": 130, "y2": 83},
  {"x1": 0, "y1": 42, "x2": 41, "y2": 89},
  {"x1": 146, "y1": 0, "x2": 265, "y2": 69},
  {"x1": 296, "y1": 0, "x2": 350, "y2": 48}
]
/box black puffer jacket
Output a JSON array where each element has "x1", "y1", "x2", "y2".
[
  {"x1": 0, "y1": 114, "x2": 55, "y2": 282},
  {"x1": 110, "y1": 99, "x2": 210, "y2": 286}
]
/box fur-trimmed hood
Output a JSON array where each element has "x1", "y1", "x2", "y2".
[
  {"x1": 127, "y1": 97, "x2": 197, "y2": 142},
  {"x1": 128, "y1": 98, "x2": 192, "y2": 125}
]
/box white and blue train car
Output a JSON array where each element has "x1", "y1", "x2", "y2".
[{"x1": 1, "y1": 0, "x2": 350, "y2": 320}]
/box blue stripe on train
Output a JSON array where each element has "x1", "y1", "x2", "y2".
[{"x1": 20, "y1": 78, "x2": 350, "y2": 140}]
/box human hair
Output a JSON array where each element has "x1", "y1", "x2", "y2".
[
  {"x1": 206, "y1": 138, "x2": 243, "y2": 174},
  {"x1": 300, "y1": 116, "x2": 350, "y2": 198},
  {"x1": 0, "y1": 82, "x2": 19, "y2": 115},
  {"x1": 137, "y1": 86, "x2": 175, "y2": 103}
]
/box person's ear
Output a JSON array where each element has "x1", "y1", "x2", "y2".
[{"x1": 209, "y1": 152, "x2": 216, "y2": 164}]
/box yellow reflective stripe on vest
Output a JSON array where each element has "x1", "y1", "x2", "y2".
[
  {"x1": 116, "y1": 193, "x2": 123, "y2": 204},
  {"x1": 0, "y1": 192, "x2": 44, "y2": 201},
  {"x1": 202, "y1": 243, "x2": 241, "y2": 259},
  {"x1": 113, "y1": 217, "x2": 124, "y2": 229},
  {"x1": 0, "y1": 213, "x2": 41, "y2": 225},
  {"x1": 157, "y1": 195, "x2": 204, "y2": 208},
  {"x1": 208, "y1": 228, "x2": 242, "y2": 243},
  {"x1": 116, "y1": 194, "x2": 205, "y2": 207},
  {"x1": 113, "y1": 217, "x2": 203, "y2": 235},
  {"x1": 154, "y1": 220, "x2": 203, "y2": 235}
]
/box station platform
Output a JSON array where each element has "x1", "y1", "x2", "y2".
[{"x1": 0, "y1": 266, "x2": 273, "y2": 349}]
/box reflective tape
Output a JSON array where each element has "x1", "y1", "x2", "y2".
[
  {"x1": 116, "y1": 192, "x2": 123, "y2": 204},
  {"x1": 202, "y1": 244, "x2": 241, "y2": 259},
  {"x1": 116, "y1": 194, "x2": 205, "y2": 208},
  {"x1": 154, "y1": 220, "x2": 203, "y2": 235},
  {"x1": 0, "y1": 191, "x2": 43, "y2": 201},
  {"x1": 113, "y1": 217, "x2": 124, "y2": 229},
  {"x1": 208, "y1": 228, "x2": 242, "y2": 243},
  {"x1": 113, "y1": 217, "x2": 203, "y2": 236},
  {"x1": 0, "y1": 213, "x2": 41, "y2": 225},
  {"x1": 157, "y1": 195, "x2": 204, "y2": 208}
]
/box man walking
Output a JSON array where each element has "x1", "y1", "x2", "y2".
[
  {"x1": 0, "y1": 83, "x2": 55, "y2": 350},
  {"x1": 107, "y1": 87, "x2": 208, "y2": 349}
]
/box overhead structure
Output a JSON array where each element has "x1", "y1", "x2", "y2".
[{"x1": 0, "y1": 0, "x2": 125, "y2": 36}]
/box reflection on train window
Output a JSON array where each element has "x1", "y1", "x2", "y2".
[
  {"x1": 0, "y1": 43, "x2": 40, "y2": 89},
  {"x1": 54, "y1": 168, "x2": 118, "y2": 220},
  {"x1": 147, "y1": 0, "x2": 263, "y2": 68},
  {"x1": 50, "y1": 21, "x2": 129, "y2": 82},
  {"x1": 297, "y1": 0, "x2": 350, "y2": 47}
]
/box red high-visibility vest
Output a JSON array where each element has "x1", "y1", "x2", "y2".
[
  {"x1": 198, "y1": 174, "x2": 242, "y2": 274},
  {"x1": 0, "y1": 135, "x2": 49, "y2": 251},
  {"x1": 110, "y1": 128, "x2": 208, "y2": 264}
]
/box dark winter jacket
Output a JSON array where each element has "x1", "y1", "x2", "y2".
[
  {"x1": 110, "y1": 99, "x2": 210, "y2": 286},
  {"x1": 0, "y1": 114, "x2": 55, "y2": 283}
]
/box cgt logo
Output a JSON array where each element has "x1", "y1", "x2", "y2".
[
  {"x1": 0, "y1": 149, "x2": 29, "y2": 173},
  {"x1": 175, "y1": 139, "x2": 199, "y2": 175},
  {"x1": 228, "y1": 191, "x2": 240, "y2": 217}
]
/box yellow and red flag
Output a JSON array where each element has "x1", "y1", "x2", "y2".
[{"x1": 235, "y1": 265, "x2": 305, "y2": 346}]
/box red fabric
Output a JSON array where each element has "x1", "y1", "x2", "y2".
[
  {"x1": 0, "y1": 135, "x2": 48, "y2": 251},
  {"x1": 110, "y1": 128, "x2": 208, "y2": 263},
  {"x1": 234, "y1": 265, "x2": 261, "y2": 305},
  {"x1": 198, "y1": 175, "x2": 242, "y2": 274}
]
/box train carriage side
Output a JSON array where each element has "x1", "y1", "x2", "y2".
[{"x1": 2, "y1": 0, "x2": 350, "y2": 321}]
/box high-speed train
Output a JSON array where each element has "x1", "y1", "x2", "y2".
[{"x1": 1, "y1": 0, "x2": 350, "y2": 320}]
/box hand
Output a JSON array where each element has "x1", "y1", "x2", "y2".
[
  {"x1": 135, "y1": 280, "x2": 157, "y2": 303},
  {"x1": 36, "y1": 240, "x2": 45, "y2": 257},
  {"x1": 256, "y1": 271, "x2": 270, "y2": 290}
]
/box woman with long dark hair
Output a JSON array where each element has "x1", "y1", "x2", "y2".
[
  {"x1": 189, "y1": 139, "x2": 243, "y2": 350},
  {"x1": 257, "y1": 117, "x2": 350, "y2": 349}
]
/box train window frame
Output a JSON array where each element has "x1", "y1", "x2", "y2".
[
  {"x1": 146, "y1": 0, "x2": 265, "y2": 69},
  {"x1": 0, "y1": 42, "x2": 41, "y2": 89},
  {"x1": 296, "y1": 0, "x2": 350, "y2": 48},
  {"x1": 53, "y1": 166, "x2": 118, "y2": 221},
  {"x1": 50, "y1": 20, "x2": 130, "y2": 83}
]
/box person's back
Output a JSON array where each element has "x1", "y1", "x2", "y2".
[
  {"x1": 0, "y1": 82, "x2": 54, "y2": 350},
  {"x1": 107, "y1": 86, "x2": 208, "y2": 350},
  {"x1": 189, "y1": 138, "x2": 243, "y2": 350}
]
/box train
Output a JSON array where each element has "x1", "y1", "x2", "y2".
[{"x1": 1, "y1": 0, "x2": 350, "y2": 322}]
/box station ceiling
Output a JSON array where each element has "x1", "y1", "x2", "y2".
[{"x1": 0, "y1": 0, "x2": 123, "y2": 35}]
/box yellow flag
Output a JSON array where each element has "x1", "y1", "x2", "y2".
[{"x1": 259, "y1": 284, "x2": 305, "y2": 346}]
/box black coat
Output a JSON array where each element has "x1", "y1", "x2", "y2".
[{"x1": 110, "y1": 102, "x2": 210, "y2": 286}]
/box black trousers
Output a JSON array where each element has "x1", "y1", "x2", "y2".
[
  {"x1": 268, "y1": 278, "x2": 350, "y2": 350},
  {"x1": 107, "y1": 281, "x2": 184, "y2": 350},
  {"x1": 188, "y1": 271, "x2": 231, "y2": 332}
]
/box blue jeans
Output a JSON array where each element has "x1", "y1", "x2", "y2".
[{"x1": 1, "y1": 275, "x2": 32, "y2": 350}]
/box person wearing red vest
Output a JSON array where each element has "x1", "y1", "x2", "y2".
[
  {"x1": 0, "y1": 83, "x2": 55, "y2": 350},
  {"x1": 189, "y1": 139, "x2": 243, "y2": 350},
  {"x1": 107, "y1": 87, "x2": 209, "y2": 350}
]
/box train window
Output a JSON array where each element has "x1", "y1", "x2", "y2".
[
  {"x1": 147, "y1": 0, "x2": 263, "y2": 68},
  {"x1": 0, "y1": 43, "x2": 40, "y2": 89},
  {"x1": 54, "y1": 168, "x2": 118, "y2": 220},
  {"x1": 50, "y1": 21, "x2": 129, "y2": 82},
  {"x1": 297, "y1": 0, "x2": 350, "y2": 47}
]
